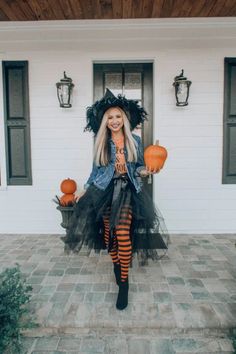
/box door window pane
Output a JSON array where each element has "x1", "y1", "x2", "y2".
[
  {"x1": 104, "y1": 73, "x2": 122, "y2": 96},
  {"x1": 124, "y1": 72, "x2": 142, "y2": 100}
]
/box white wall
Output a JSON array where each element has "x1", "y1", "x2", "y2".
[{"x1": 0, "y1": 18, "x2": 236, "y2": 233}]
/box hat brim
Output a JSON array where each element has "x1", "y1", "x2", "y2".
[{"x1": 85, "y1": 89, "x2": 148, "y2": 134}]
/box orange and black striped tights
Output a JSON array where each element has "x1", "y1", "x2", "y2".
[{"x1": 103, "y1": 205, "x2": 132, "y2": 282}]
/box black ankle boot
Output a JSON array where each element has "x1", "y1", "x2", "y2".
[
  {"x1": 113, "y1": 263, "x2": 121, "y2": 285},
  {"x1": 116, "y1": 278, "x2": 129, "y2": 310}
]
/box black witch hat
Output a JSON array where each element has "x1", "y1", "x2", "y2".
[{"x1": 84, "y1": 88, "x2": 148, "y2": 134}]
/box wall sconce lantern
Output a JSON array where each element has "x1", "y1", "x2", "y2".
[
  {"x1": 173, "y1": 70, "x2": 192, "y2": 106},
  {"x1": 56, "y1": 71, "x2": 74, "y2": 108}
]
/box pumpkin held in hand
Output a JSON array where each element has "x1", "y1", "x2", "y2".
[
  {"x1": 60, "y1": 178, "x2": 77, "y2": 194},
  {"x1": 144, "y1": 140, "x2": 168, "y2": 171}
]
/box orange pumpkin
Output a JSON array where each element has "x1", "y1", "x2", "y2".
[
  {"x1": 60, "y1": 178, "x2": 77, "y2": 194},
  {"x1": 60, "y1": 193, "x2": 75, "y2": 206},
  {"x1": 144, "y1": 140, "x2": 168, "y2": 171}
]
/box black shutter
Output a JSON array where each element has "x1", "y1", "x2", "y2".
[
  {"x1": 2, "y1": 61, "x2": 32, "y2": 185},
  {"x1": 223, "y1": 58, "x2": 236, "y2": 184}
]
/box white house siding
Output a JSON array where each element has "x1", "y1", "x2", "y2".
[{"x1": 0, "y1": 18, "x2": 236, "y2": 234}]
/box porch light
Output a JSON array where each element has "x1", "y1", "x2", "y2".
[
  {"x1": 173, "y1": 70, "x2": 192, "y2": 106},
  {"x1": 56, "y1": 71, "x2": 74, "y2": 108}
]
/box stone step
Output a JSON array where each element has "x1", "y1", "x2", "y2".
[
  {"x1": 24, "y1": 323, "x2": 233, "y2": 338},
  {"x1": 21, "y1": 332, "x2": 235, "y2": 354},
  {"x1": 27, "y1": 298, "x2": 236, "y2": 335}
]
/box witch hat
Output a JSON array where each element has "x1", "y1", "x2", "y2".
[{"x1": 84, "y1": 88, "x2": 148, "y2": 135}]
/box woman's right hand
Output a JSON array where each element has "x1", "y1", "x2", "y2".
[{"x1": 75, "y1": 190, "x2": 86, "y2": 202}]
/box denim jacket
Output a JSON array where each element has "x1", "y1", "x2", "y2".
[{"x1": 84, "y1": 134, "x2": 145, "y2": 193}]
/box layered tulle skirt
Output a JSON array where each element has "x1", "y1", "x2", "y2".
[{"x1": 61, "y1": 174, "x2": 169, "y2": 265}]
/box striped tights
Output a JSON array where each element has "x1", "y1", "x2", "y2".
[{"x1": 103, "y1": 206, "x2": 132, "y2": 282}]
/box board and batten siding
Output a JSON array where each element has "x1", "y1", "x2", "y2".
[{"x1": 0, "y1": 19, "x2": 236, "y2": 234}]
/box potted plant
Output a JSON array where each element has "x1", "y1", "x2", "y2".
[{"x1": 53, "y1": 178, "x2": 77, "y2": 230}]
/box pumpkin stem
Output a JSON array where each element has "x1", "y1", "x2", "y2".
[{"x1": 155, "y1": 139, "x2": 159, "y2": 145}]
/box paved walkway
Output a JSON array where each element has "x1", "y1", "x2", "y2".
[{"x1": 0, "y1": 233, "x2": 236, "y2": 353}]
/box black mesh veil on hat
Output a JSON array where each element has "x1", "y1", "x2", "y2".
[{"x1": 84, "y1": 88, "x2": 148, "y2": 134}]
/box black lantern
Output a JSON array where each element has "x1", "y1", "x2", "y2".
[
  {"x1": 56, "y1": 71, "x2": 74, "y2": 108},
  {"x1": 173, "y1": 70, "x2": 192, "y2": 106}
]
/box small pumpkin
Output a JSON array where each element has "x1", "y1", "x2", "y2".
[
  {"x1": 60, "y1": 193, "x2": 75, "y2": 206},
  {"x1": 144, "y1": 140, "x2": 168, "y2": 171},
  {"x1": 60, "y1": 178, "x2": 77, "y2": 194}
]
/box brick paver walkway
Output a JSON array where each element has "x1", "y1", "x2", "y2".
[{"x1": 0, "y1": 234, "x2": 236, "y2": 353}]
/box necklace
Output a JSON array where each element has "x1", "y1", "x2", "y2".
[{"x1": 112, "y1": 134, "x2": 124, "y2": 144}]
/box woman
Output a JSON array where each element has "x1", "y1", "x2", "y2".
[{"x1": 62, "y1": 88, "x2": 169, "y2": 310}]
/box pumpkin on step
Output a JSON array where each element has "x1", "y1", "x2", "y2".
[
  {"x1": 59, "y1": 178, "x2": 77, "y2": 206},
  {"x1": 60, "y1": 193, "x2": 75, "y2": 206},
  {"x1": 60, "y1": 178, "x2": 77, "y2": 194},
  {"x1": 144, "y1": 140, "x2": 168, "y2": 171}
]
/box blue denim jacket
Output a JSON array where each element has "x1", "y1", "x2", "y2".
[{"x1": 84, "y1": 134, "x2": 145, "y2": 193}]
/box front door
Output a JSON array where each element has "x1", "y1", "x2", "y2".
[{"x1": 93, "y1": 62, "x2": 153, "y2": 197}]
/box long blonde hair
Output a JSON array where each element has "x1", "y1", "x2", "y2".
[{"x1": 94, "y1": 107, "x2": 138, "y2": 166}]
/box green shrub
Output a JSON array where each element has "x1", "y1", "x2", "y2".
[{"x1": 0, "y1": 265, "x2": 37, "y2": 353}]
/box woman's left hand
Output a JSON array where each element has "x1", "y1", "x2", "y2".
[
  {"x1": 139, "y1": 167, "x2": 160, "y2": 177},
  {"x1": 146, "y1": 166, "x2": 160, "y2": 174}
]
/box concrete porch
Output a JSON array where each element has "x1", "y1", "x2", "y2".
[{"x1": 0, "y1": 233, "x2": 236, "y2": 354}]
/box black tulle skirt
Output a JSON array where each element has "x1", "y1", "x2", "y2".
[{"x1": 61, "y1": 174, "x2": 169, "y2": 265}]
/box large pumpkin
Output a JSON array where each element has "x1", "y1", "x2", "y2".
[
  {"x1": 60, "y1": 193, "x2": 75, "y2": 206},
  {"x1": 60, "y1": 178, "x2": 77, "y2": 194},
  {"x1": 144, "y1": 140, "x2": 168, "y2": 171}
]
